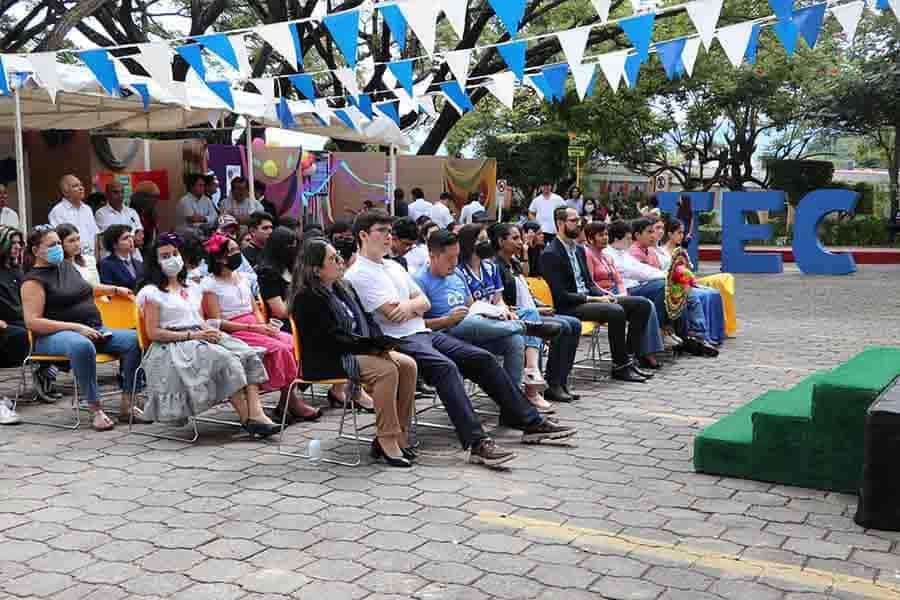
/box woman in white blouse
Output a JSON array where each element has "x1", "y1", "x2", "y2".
[
  {"x1": 136, "y1": 233, "x2": 280, "y2": 438},
  {"x1": 56, "y1": 223, "x2": 99, "y2": 287}
]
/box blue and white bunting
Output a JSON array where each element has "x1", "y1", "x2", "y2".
[
  {"x1": 571, "y1": 63, "x2": 597, "y2": 100},
  {"x1": 130, "y1": 83, "x2": 151, "y2": 111},
  {"x1": 681, "y1": 37, "x2": 702, "y2": 76},
  {"x1": 542, "y1": 63, "x2": 569, "y2": 102},
  {"x1": 288, "y1": 74, "x2": 316, "y2": 100},
  {"x1": 78, "y1": 48, "x2": 121, "y2": 96},
  {"x1": 488, "y1": 71, "x2": 517, "y2": 109},
  {"x1": 657, "y1": 38, "x2": 687, "y2": 79},
  {"x1": 444, "y1": 48, "x2": 473, "y2": 89},
  {"x1": 399, "y1": 2, "x2": 438, "y2": 55},
  {"x1": 0, "y1": 57, "x2": 9, "y2": 96},
  {"x1": 376, "y1": 100, "x2": 401, "y2": 127},
  {"x1": 685, "y1": 0, "x2": 723, "y2": 50},
  {"x1": 380, "y1": 4, "x2": 408, "y2": 51},
  {"x1": 619, "y1": 13, "x2": 655, "y2": 63},
  {"x1": 349, "y1": 93, "x2": 373, "y2": 120},
  {"x1": 206, "y1": 80, "x2": 234, "y2": 109},
  {"x1": 717, "y1": 21, "x2": 756, "y2": 66},
  {"x1": 487, "y1": 0, "x2": 528, "y2": 37},
  {"x1": 497, "y1": 40, "x2": 527, "y2": 81},
  {"x1": 768, "y1": 0, "x2": 795, "y2": 19},
  {"x1": 744, "y1": 24, "x2": 762, "y2": 64},
  {"x1": 830, "y1": 1, "x2": 864, "y2": 42},
  {"x1": 323, "y1": 10, "x2": 360, "y2": 69},
  {"x1": 440, "y1": 80, "x2": 474, "y2": 114},
  {"x1": 596, "y1": 49, "x2": 629, "y2": 92},
  {"x1": 256, "y1": 22, "x2": 302, "y2": 70},
  {"x1": 773, "y1": 18, "x2": 799, "y2": 55},
  {"x1": 333, "y1": 108, "x2": 359, "y2": 132},
  {"x1": 28, "y1": 52, "x2": 60, "y2": 102},
  {"x1": 276, "y1": 95, "x2": 296, "y2": 128},
  {"x1": 591, "y1": 0, "x2": 612, "y2": 23},
  {"x1": 793, "y1": 4, "x2": 827, "y2": 49},
  {"x1": 388, "y1": 59, "x2": 414, "y2": 97},
  {"x1": 527, "y1": 73, "x2": 553, "y2": 101},
  {"x1": 624, "y1": 53, "x2": 641, "y2": 87},
  {"x1": 557, "y1": 25, "x2": 592, "y2": 67},
  {"x1": 176, "y1": 44, "x2": 207, "y2": 80},
  {"x1": 440, "y1": 0, "x2": 468, "y2": 38},
  {"x1": 195, "y1": 33, "x2": 239, "y2": 70},
  {"x1": 136, "y1": 43, "x2": 174, "y2": 92}
]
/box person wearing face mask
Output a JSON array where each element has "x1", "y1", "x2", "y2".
[
  {"x1": 21, "y1": 225, "x2": 144, "y2": 430},
  {"x1": 137, "y1": 233, "x2": 278, "y2": 437},
  {"x1": 200, "y1": 233, "x2": 321, "y2": 425},
  {"x1": 326, "y1": 221, "x2": 358, "y2": 268}
]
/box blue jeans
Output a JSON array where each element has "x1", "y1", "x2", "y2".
[
  {"x1": 640, "y1": 300, "x2": 665, "y2": 356},
  {"x1": 542, "y1": 313, "x2": 580, "y2": 388},
  {"x1": 448, "y1": 315, "x2": 526, "y2": 388},
  {"x1": 34, "y1": 328, "x2": 142, "y2": 408},
  {"x1": 694, "y1": 286, "x2": 725, "y2": 344},
  {"x1": 514, "y1": 307, "x2": 543, "y2": 350},
  {"x1": 629, "y1": 280, "x2": 707, "y2": 339}
]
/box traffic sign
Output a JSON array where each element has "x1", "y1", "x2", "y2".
[{"x1": 568, "y1": 146, "x2": 585, "y2": 158}]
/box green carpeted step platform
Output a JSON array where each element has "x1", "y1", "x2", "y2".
[{"x1": 694, "y1": 347, "x2": 900, "y2": 493}]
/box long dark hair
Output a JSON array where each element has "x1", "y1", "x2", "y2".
[
  {"x1": 457, "y1": 223, "x2": 483, "y2": 265},
  {"x1": 290, "y1": 238, "x2": 333, "y2": 307},
  {"x1": 677, "y1": 195, "x2": 692, "y2": 223},
  {"x1": 256, "y1": 226, "x2": 299, "y2": 278},
  {"x1": 0, "y1": 226, "x2": 22, "y2": 270},
  {"x1": 489, "y1": 222, "x2": 516, "y2": 252},
  {"x1": 54, "y1": 223, "x2": 85, "y2": 267},
  {"x1": 664, "y1": 217, "x2": 684, "y2": 243},
  {"x1": 144, "y1": 238, "x2": 187, "y2": 292}
]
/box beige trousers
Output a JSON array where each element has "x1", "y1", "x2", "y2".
[{"x1": 356, "y1": 351, "x2": 417, "y2": 441}]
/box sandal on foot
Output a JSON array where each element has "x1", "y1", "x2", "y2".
[{"x1": 92, "y1": 411, "x2": 115, "y2": 432}]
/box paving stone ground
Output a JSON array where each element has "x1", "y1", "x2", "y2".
[{"x1": 2, "y1": 263, "x2": 900, "y2": 600}]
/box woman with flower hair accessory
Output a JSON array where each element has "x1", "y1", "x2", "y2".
[{"x1": 200, "y1": 233, "x2": 320, "y2": 422}]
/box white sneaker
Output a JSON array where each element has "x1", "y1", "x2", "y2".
[
  {"x1": 0, "y1": 398, "x2": 21, "y2": 425},
  {"x1": 523, "y1": 368, "x2": 548, "y2": 392}
]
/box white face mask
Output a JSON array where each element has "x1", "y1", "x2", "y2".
[{"x1": 160, "y1": 255, "x2": 184, "y2": 277}]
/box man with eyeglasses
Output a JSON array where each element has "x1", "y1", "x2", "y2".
[
  {"x1": 345, "y1": 209, "x2": 575, "y2": 469},
  {"x1": 49, "y1": 174, "x2": 100, "y2": 258}
]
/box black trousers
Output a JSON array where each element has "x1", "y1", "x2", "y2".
[
  {"x1": 563, "y1": 296, "x2": 650, "y2": 366},
  {"x1": 0, "y1": 321, "x2": 28, "y2": 368}
]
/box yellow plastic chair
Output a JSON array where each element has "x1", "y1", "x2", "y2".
[{"x1": 256, "y1": 295, "x2": 269, "y2": 323}]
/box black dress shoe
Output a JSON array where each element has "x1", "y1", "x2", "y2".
[
  {"x1": 562, "y1": 385, "x2": 580, "y2": 401},
  {"x1": 544, "y1": 386, "x2": 574, "y2": 403},
  {"x1": 611, "y1": 364, "x2": 648, "y2": 383},
  {"x1": 523, "y1": 320, "x2": 562, "y2": 339},
  {"x1": 631, "y1": 364, "x2": 655, "y2": 379},
  {"x1": 637, "y1": 357, "x2": 663, "y2": 370},
  {"x1": 371, "y1": 439, "x2": 412, "y2": 468}
]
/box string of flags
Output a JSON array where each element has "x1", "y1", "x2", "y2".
[{"x1": 0, "y1": 0, "x2": 895, "y2": 140}]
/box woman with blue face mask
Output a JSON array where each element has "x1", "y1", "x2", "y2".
[{"x1": 21, "y1": 225, "x2": 143, "y2": 431}]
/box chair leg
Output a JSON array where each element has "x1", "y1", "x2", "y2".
[
  {"x1": 15, "y1": 359, "x2": 80, "y2": 430},
  {"x1": 278, "y1": 382, "x2": 363, "y2": 467},
  {"x1": 127, "y1": 364, "x2": 200, "y2": 443}
]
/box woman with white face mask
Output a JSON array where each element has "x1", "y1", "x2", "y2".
[{"x1": 136, "y1": 233, "x2": 280, "y2": 438}]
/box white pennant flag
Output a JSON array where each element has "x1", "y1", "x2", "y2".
[
  {"x1": 400, "y1": 2, "x2": 438, "y2": 55},
  {"x1": 488, "y1": 71, "x2": 516, "y2": 109},
  {"x1": 557, "y1": 25, "x2": 592, "y2": 67},
  {"x1": 590, "y1": 0, "x2": 611, "y2": 22},
  {"x1": 890, "y1": 0, "x2": 900, "y2": 23},
  {"x1": 208, "y1": 110, "x2": 223, "y2": 128},
  {"x1": 28, "y1": 53, "x2": 61, "y2": 103},
  {"x1": 444, "y1": 48, "x2": 472, "y2": 89},
  {"x1": 571, "y1": 63, "x2": 596, "y2": 100},
  {"x1": 441, "y1": 0, "x2": 468, "y2": 39},
  {"x1": 112, "y1": 57, "x2": 133, "y2": 86},
  {"x1": 830, "y1": 1, "x2": 865, "y2": 42},
  {"x1": 255, "y1": 23, "x2": 299, "y2": 69},
  {"x1": 414, "y1": 73, "x2": 438, "y2": 117},
  {"x1": 232, "y1": 34, "x2": 252, "y2": 77},
  {"x1": 334, "y1": 67, "x2": 361, "y2": 98},
  {"x1": 137, "y1": 42, "x2": 174, "y2": 90},
  {"x1": 685, "y1": 0, "x2": 724, "y2": 50},
  {"x1": 393, "y1": 86, "x2": 417, "y2": 116},
  {"x1": 314, "y1": 99, "x2": 334, "y2": 125},
  {"x1": 251, "y1": 77, "x2": 274, "y2": 103},
  {"x1": 681, "y1": 37, "x2": 702, "y2": 77},
  {"x1": 716, "y1": 21, "x2": 755, "y2": 67},
  {"x1": 595, "y1": 49, "x2": 629, "y2": 92},
  {"x1": 382, "y1": 68, "x2": 397, "y2": 90}
]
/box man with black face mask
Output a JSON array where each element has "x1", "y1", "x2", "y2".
[{"x1": 327, "y1": 220, "x2": 357, "y2": 265}]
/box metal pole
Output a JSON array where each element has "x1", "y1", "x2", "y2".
[
  {"x1": 13, "y1": 85, "x2": 27, "y2": 232},
  {"x1": 143, "y1": 138, "x2": 151, "y2": 171},
  {"x1": 388, "y1": 144, "x2": 397, "y2": 215},
  {"x1": 497, "y1": 185, "x2": 503, "y2": 222},
  {"x1": 246, "y1": 118, "x2": 255, "y2": 202}
]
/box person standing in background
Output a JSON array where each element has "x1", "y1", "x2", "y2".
[
  {"x1": 528, "y1": 182, "x2": 565, "y2": 245},
  {"x1": 0, "y1": 183, "x2": 19, "y2": 229},
  {"x1": 459, "y1": 192, "x2": 486, "y2": 225},
  {"x1": 565, "y1": 186, "x2": 584, "y2": 216},
  {"x1": 393, "y1": 188, "x2": 408, "y2": 218},
  {"x1": 95, "y1": 181, "x2": 142, "y2": 249},
  {"x1": 406, "y1": 188, "x2": 433, "y2": 223},
  {"x1": 430, "y1": 192, "x2": 455, "y2": 228},
  {"x1": 49, "y1": 175, "x2": 100, "y2": 259}
]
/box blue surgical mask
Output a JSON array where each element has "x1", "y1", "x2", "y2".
[{"x1": 46, "y1": 244, "x2": 64, "y2": 265}]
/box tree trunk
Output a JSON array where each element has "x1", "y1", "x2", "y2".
[{"x1": 38, "y1": 0, "x2": 112, "y2": 50}]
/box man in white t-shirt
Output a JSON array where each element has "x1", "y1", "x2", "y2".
[
  {"x1": 48, "y1": 174, "x2": 100, "y2": 258},
  {"x1": 528, "y1": 181, "x2": 565, "y2": 244},
  {"x1": 95, "y1": 181, "x2": 142, "y2": 234},
  {"x1": 429, "y1": 192, "x2": 455, "y2": 228},
  {"x1": 0, "y1": 183, "x2": 19, "y2": 229},
  {"x1": 406, "y1": 187, "x2": 433, "y2": 223},
  {"x1": 459, "y1": 192, "x2": 486, "y2": 225},
  {"x1": 344, "y1": 209, "x2": 573, "y2": 468}
]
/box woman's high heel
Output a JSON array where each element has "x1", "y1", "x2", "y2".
[
  {"x1": 401, "y1": 447, "x2": 418, "y2": 461},
  {"x1": 242, "y1": 419, "x2": 282, "y2": 439},
  {"x1": 328, "y1": 390, "x2": 375, "y2": 414},
  {"x1": 371, "y1": 439, "x2": 412, "y2": 468}
]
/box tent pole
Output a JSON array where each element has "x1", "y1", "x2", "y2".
[
  {"x1": 246, "y1": 117, "x2": 255, "y2": 203},
  {"x1": 388, "y1": 144, "x2": 397, "y2": 216},
  {"x1": 143, "y1": 139, "x2": 151, "y2": 171},
  {"x1": 13, "y1": 85, "x2": 27, "y2": 232}
]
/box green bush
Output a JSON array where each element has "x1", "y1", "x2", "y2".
[
  {"x1": 699, "y1": 217, "x2": 896, "y2": 247},
  {"x1": 699, "y1": 225, "x2": 721, "y2": 245}
]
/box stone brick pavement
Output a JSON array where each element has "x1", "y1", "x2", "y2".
[{"x1": 1, "y1": 264, "x2": 899, "y2": 599}]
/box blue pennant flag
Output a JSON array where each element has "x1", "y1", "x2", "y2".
[
  {"x1": 131, "y1": 83, "x2": 151, "y2": 111},
  {"x1": 206, "y1": 80, "x2": 234, "y2": 109},
  {"x1": 624, "y1": 53, "x2": 642, "y2": 88},
  {"x1": 875, "y1": 0, "x2": 890, "y2": 8},
  {"x1": 497, "y1": 40, "x2": 527, "y2": 81},
  {"x1": 0, "y1": 57, "x2": 9, "y2": 96},
  {"x1": 276, "y1": 96, "x2": 296, "y2": 128},
  {"x1": 440, "y1": 81, "x2": 474, "y2": 113},
  {"x1": 487, "y1": 0, "x2": 527, "y2": 37},
  {"x1": 288, "y1": 74, "x2": 316, "y2": 100},
  {"x1": 350, "y1": 93, "x2": 373, "y2": 120},
  {"x1": 388, "y1": 59, "x2": 414, "y2": 96},
  {"x1": 290, "y1": 23, "x2": 304, "y2": 66},
  {"x1": 528, "y1": 73, "x2": 554, "y2": 101},
  {"x1": 768, "y1": 0, "x2": 795, "y2": 19},
  {"x1": 657, "y1": 38, "x2": 686, "y2": 80},
  {"x1": 334, "y1": 108, "x2": 357, "y2": 131},
  {"x1": 377, "y1": 101, "x2": 401, "y2": 126},
  {"x1": 79, "y1": 49, "x2": 121, "y2": 96},
  {"x1": 542, "y1": 63, "x2": 569, "y2": 102},
  {"x1": 745, "y1": 24, "x2": 762, "y2": 64},
  {"x1": 323, "y1": 10, "x2": 360, "y2": 69},
  {"x1": 773, "y1": 18, "x2": 798, "y2": 56},
  {"x1": 793, "y1": 4, "x2": 827, "y2": 49},
  {"x1": 380, "y1": 5, "x2": 408, "y2": 52},
  {"x1": 176, "y1": 44, "x2": 207, "y2": 80},
  {"x1": 195, "y1": 33, "x2": 239, "y2": 70},
  {"x1": 620, "y1": 13, "x2": 655, "y2": 63}
]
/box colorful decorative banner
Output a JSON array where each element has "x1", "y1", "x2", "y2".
[
  {"x1": 380, "y1": 4, "x2": 408, "y2": 51},
  {"x1": 620, "y1": 13, "x2": 656, "y2": 63},
  {"x1": 487, "y1": 0, "x2": 528, "y2": 37},
  {"x1": 323, "y1": 10, "x2": 360, "y2": 68},
  {"x1": 196, "y1": 33, "x2": 239, "y2": 70}
]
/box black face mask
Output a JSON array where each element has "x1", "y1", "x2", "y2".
[
  {"x1": 334, "y1": 238, "x2": 357, "y2": 262},
  {"x1": 475, "y1": 240, "x2": 494, "y2": 259},
  {"x1": 226, "y1": 253, "x2": 243, "y2": 271}
]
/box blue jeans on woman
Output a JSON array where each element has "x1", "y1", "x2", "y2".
[
  {"x1": 639, "y1": 299, "x2": 665, "y2": 356},
  {"x1": 448, "y1": 316, "x2": 526, "y2": 388},
  {"x1": 33, "y1": 328, "x2": 142, "y2": 408}
]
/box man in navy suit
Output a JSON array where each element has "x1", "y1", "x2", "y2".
[{"x1": 98, "y1": 224, "x2": 144, "y2": 291}]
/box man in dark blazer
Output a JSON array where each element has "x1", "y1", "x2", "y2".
[
  {"x1": 539, "y1": 206, "x2": 651, "y2": 383},
  {"x1": 98, "y1": 225, "x2": 145, "y2": 291}
]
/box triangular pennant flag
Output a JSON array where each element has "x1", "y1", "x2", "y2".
[
  {"x1": 591, "y1": 0, "x2": 612, "y2": 22},
  {"x1": 333, "y1": 108, "x2": 359, "y2": 131},
  {"x1": 875, "y1": 0, "x2": 889, "y2": 8},
  {"x1": 772, "y1": 18, "x2": 799, "y2": 55},
  {"x1": 619, "y1": 13, "x2": 655, "y2": 63},
  {"x1": 542, "y1": 63, "x2": 569, "y2": 102},
  {"x1": 717, "y1": 21, "x2": 755, "y2": 66},
  {"x1": 324, "y1": 10, "x2": 360, "y2": 69},
  {"x1": 334, "y1": 67, "x2": 360, "y2": 98},
  {"x1": 571, "y1": 63, "x2": 597, "y2": 100},
  {"x1": 681, "y1": 37, "x2": 702, "y2": 76},
  {"x1": 685, "y1": 0, "x2": 724, "y2": 50},
  {"x1": 251, "y1": 77, "x2": 274, "y2": 104},
  {"x1": 208, "y1": 110, "x2": 223, "y2": 128},
  {"x1": 78, "y1": 48, "x2": 121, "y2": 96},
  {"x1": 131, "y1": 83, "x2": 151, "y2": 111},
  {"x1": 206, "y1": 80, "x2": 234, "y2": 109},
  {"x1": 256, "y1": 22, "x2": 301, "y2": 70},
  {"x1": 441, "y1": 0, "x2": 468, "y2": 38},
  {"x1": 400, "y1": 2, "x2": 438, "y2": 55},
  {"x1": 487, "y1": 0, "x2": 527, "y2": 37},
  {"x1": 376, "y1": 101, "x2": 401, "y2": 127},
  {"x1": 28, "y1": 52, "x2": 61, "y2": 102},
  {"x1": 744, "y1": 24, "x2": 762, "y2": 64},
  {"x1": 388, "y1": 59, "x2": 414, "y2": 96},
  {"x1": 380, "y1": 4, "x2": 408, "y2": 51},
  {"x1": 768, "y1": 0, "x2": 794, "y2": 19},
  {"x1": 314, "y1": 99, "x2": 334, "y2": 125},
  {"x1": 497, "y1": 40, "x2": 527, "y2": 81},
  {"x1": 595, "y1": 49, "x2": 629, "y2": 92},
  {"x1": 233, "y1": 34, "x2": 252, "y2": 77},
  {"x1": 793, "y1": 3, "x2": 827, "y2": 48},
  {"x1": 557, "y1": 26, "x2": 592, "y2": 67},
  {"x1": 349, "y1": 93, "x2": 373, "y2": 120},
  {"x1": 624, "y1": 53, "x2": 641, "y2": 87},
  {"x1": 176, "y1": 44, "x2": 207, "y2": 80},
  {"x1": 288, "y1": 74, "x2": 316, "y2": 100},
  {"x1": 488, "y1": 71, "x2": 517, "y2": 109},
  {"x1": 112, "y1": 57, "x2": 133, "y2": 87},
  {"x1": 830, "y1": 1, "x2": 865, "y2": 42},
  {"x1": 888, "y1": 0, "x2": 899, "y2": 21},
  {"x1": 527, "y1": 73, "x2": 553, "y2": 101},
  {"x1": 137, "y1": 43, "x2": 173, "y2": 90},
  {"x1": 195, "y1": 33, "x2": 239, "y2": 70},
  {"x1": 276, "y1": 95, "x2": 296, "y2": 128},
  {"x1": 440, "y1": 80, "x2": 474, "y2": 114},
  {"x1": 657, "y1": 38, "x2": 687, "y2": 80},
  {"x1": 0, "y1": 58, "x2": 8, "y2": 96},
  {"x1": 444, "y1": 48, "x2": 472, "y2": 89}
]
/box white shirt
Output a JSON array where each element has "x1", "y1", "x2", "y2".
[
  {"x1": 407, "y1": 198, "x2": 434, "y2": 223},
  {"x1": 655, "y1": 246, "x2": 673, "y2": 271},
  {"x1": 459, "y1": 201, "x2": 485, "y2": 225},
  {"x1": 565, "y1": 197, "x2": 584, "y2": 214},
  {"x1": 72, "y1": 256, "x2": 100, "y2": 288},
  {"x1": 603, "y1": 246, "x2": 665, "y2": 290},
  {"x1": 48, "y1": 199, "x2": 100, "y2": 257},
  {"x1": 0, "y1": 206, "x2": 19, "y2": 228},
  {"x1": 345, "y1": 254, "x2": 428, "y2": 339},
  {"x1": 218, "y1": 195, "x2": 264, "y2": 223},
  {"x1": 200, "y1": 272, "x2": 255, "y2": 320},
  {"x1": 404, "y1": 244, "x2": 429, "y2": 275},
  {"x1": 137, "y1": 283, "x2": 204, "y2": 329},
  {"x1": 176, "y1": 193, "x2": 217, "y2": 235},
  {"x1": 529, "y1": 193, "x2": 566, "y2": 234},
  {"x1": 429, "y1": 202, "x2": 454, "y2": 228},
  {"x1": 95, "y1": 204, "x2": 143, "y2": 233}
]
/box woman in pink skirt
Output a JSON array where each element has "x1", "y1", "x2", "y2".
[{"x1": 200, "y1": 233, "x2": 320, "y2": 423}]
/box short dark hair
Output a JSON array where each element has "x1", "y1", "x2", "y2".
[
  {"x1": 427, "y1": 229, "x2": 458, "y2": 254},
  {"x1": 392, "y1": 217, "x2": 417, "y2": 242},
  {"x1": 632, "y1": 217, "x2": 655, "y2": 235},
  {"x1": 394, "y1": 188, "x2": 405, "y2": 201},
  {"x1": 326, "y1": 220, "x2": 352, "y2": 237},
  {"x1": 353, "y1": 209, "x2": 394, "y2": 245},
  {"x1": 103, "y1": 224, "x2": 133, "y2": 254},
  {"x1": 553, "y1": 206, "x2": 570, "y2": 226},
  {"x1": 489, "y1": 222, "x2": 518, "y2": 251},
  {"x1": 439, "y1": 192, "x2": 451, "y2": 201},
  {"x1": 418, "y1": 220, "x2": 438, "y2": 243},
  {"x1": 204, "y1": 175, "x2": 217, "y2": 186},
  {"x1": 186, "y1": 173, "x2": 205, "y2": 188},
  {"x1": 411, "y1": 187, "x2": 425, "y2": 200},
  {"x1": 415, "y1": 215, "x2": 432, "y2": 227},
  {"x1": 231, "y1": 176, "x2": 248, "y2": 188},
  {"x1": 583, "y1": 221, "x2": 608, "y2": 242},
  {"x1": 279, "y1": 216, "x2": 300, "y2": 230},
  {"x1": 608, "y1": 220, "x2": 631, "y2": 243},
  {"x1": 248, "y1": 211, "x2": 274, "y2": 230},
  {"x1": 521, "y1": 221, "x2": 541, "y2": 234},
  {"x1": 647, "y1": 194, "x2": 659, "y2": 209}
]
